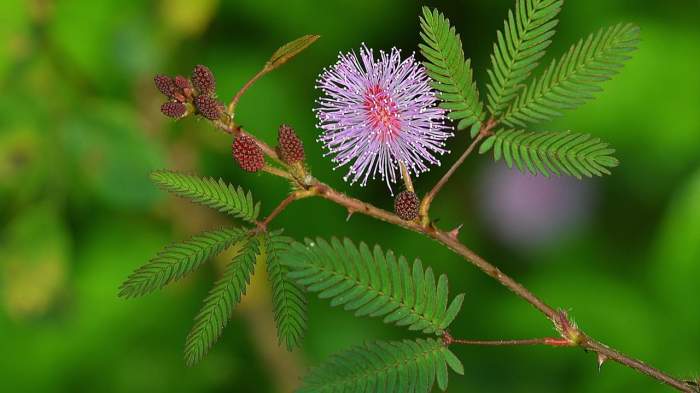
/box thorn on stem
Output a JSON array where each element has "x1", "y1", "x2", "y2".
[
  {"x1": 448, "y1": 224, "x2": 463, "y2": 240},
  {"x1": 597, "y1": 353, "x2": 608, "y2": 372},
  {"x1": 346, "y1": 209, "x2": 354, "y2": 222}
]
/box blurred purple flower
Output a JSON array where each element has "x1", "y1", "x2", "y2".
[
  {"x1": 315, "y1": 45, "x2": 452, "y2": 193},
  {"x1": 478, "y1": 164, "x2": 596, "y2": 251}
]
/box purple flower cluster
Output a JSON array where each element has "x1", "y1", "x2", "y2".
[{"x1": 315, "y1": 45, "x2": 452, "y2": 193}]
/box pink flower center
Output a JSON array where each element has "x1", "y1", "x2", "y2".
[{"x1": 364, "y1": 85, "x2": 400, "y2": 141}]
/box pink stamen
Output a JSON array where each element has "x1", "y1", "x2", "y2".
[{"x1": 364, "y1": 85, "x2": 401, "y2": 142}]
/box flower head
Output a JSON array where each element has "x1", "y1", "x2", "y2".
[
  {"x1": 232, "y1": 135, "x2": 265, "y2": 173},
  {"x1": 192, "y1": 64, "x2": 216, "y2": 96},
  {"x1": 315, "y1": 45, "x2": 452, "y2": 192},
  {"x1": 161, "y1": 102, "x2": 187, "y2": 119},
  {"x1": 277, "y1": 124, "x2": 305, "y2": 164}
]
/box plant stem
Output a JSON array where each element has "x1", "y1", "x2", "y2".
[
  {"x1": 228, "y1": 66, "x2": 271, "y2": 116},
  {"x1": 581, "y1": 338, "x2": 695, "y2": 392},
  {"x1": 399, "y1": 162, "x2": 415, "y2": 193},
  {"x1": 260, "y1": 191, "x2": 314, "y2": 228},
  {"x1": 209, "y1": 124, "x2": 696, "y2": 392},
  {"x1": 449, "y1": 337, "x2": 571, "y2": 347},
  {"x1": 304, "y1": 181, "x2": 694, "y2": 392},
  {"x1": 263, "y1": 165, "x2": 294, "y2": 180},
  {"x1": 418, "y1": 132, "x2": 484, "y2": 225}
]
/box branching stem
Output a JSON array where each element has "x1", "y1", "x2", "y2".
[
  {"x1": 260, "y1": 191, "x2": 314, "y2": 229},
  {"x1": 418, "y1": 120, "x2": 494, "y2": 225},
  {"x1": 228, "y1": 65, "x2": 272, "y2": 116},
  {"x1": 209, "y1": 121, "x2": 696, "y2": 393}
]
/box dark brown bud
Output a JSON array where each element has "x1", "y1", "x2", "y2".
[
  {"x1": 193, "y1": 95, "x2": 222, "y2": 120},
  {"x1": 160, "y1": 102, "x2": 187, "y2": 119},
  {"x1": 232, "y1": 135, "x2": 265, "y2": 173},
  {"x1": 394, "y1": 191, "x2": 420, "y2": 221},
  {"x1": 154, "y1": 74, "x2": 176, "y2": 98},
  {"x1": 192, "y1": 64, "x2": 216, "y2": 96},
  {"x1": 277, "y1": 124, "x2": 305, "y2": 164}
]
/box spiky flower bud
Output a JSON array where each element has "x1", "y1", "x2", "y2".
[
  {"x1": 277, "y1": 124, "x2": 305, "y2": 164},
  {"x1": 160, "y1": 102, "x2": 187, "y2": 119},
  {"x1": 154, "y1": 74, "x2": 176, "y2": 98},
  {"x1": 194, "y1": 95, "x2": 222, "y2": 120},
  {"x1": 232, "y1": 135, "x2": 265, "y2": 173},
  {"x1": 394, "y1": 191, "x2": 420, "y2": 221},
  {"x1": 192, "y1": 64, "x2": 216, "y2": 96}
]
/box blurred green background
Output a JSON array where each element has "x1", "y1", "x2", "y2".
[{"x1": 1, "y1": 0, "x2": 698, "y2": 392}]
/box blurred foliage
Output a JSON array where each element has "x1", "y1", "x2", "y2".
[{"x1": 0, "y1": 0, "x2": 698, "y2": 392}]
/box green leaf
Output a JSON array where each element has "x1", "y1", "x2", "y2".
[
  {"x1": 266, "y1": 231, "x2": 308, "y2": 351},
  {"x1": 118, "y1": 227, "x2": 246, "y2": 298},
  {"x1": 266, "y1": 34, "x2": 320, "y2": 71},
  {"x1": 480, "y1": 129, "x2": 619, "y2": 179},
  {"x1": 150, "y1": 170, "x2": 260, "y2": 223},
  {"x1": 419, "y1": 7, "x2": 485, "y2": 130},
  {"x1": 485, "y1": 0, "x2": 563, "y2": 116},
  {"x1": 501, "y1": 23, "x2": 640, "y2": 127},
  {"x1": 297, "y1": 339, "x2": 463, "y2": 393},
  {"x1": 184, "y1": 235, "x2": 260, "y2": 367},
  {"x1": 284, "y1": 237, "x2": 465, "y2": 335}
]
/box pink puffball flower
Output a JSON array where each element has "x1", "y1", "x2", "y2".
[{"x1": 315, "y1": 45, "x2": 453, "y2": 193}]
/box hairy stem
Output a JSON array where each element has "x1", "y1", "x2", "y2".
[
  {"x1": 581, "y1": 338, "x2": 695, "y2": 392},
  {"x1": 418, "y1": 131, "x2": 485, "y2": 225},
  {"x1": 228, "y1": 66, "x2": 271, "y2": 116},
  {"x1": 449, "y1": 337, "x2": 571, "y2": 347},
  {"x1": 399, "y1": 162, "x2": 415, "y2": 193},
  {"x1": 260, "y1": 191, "x2": 314, "y2": 229},
  {"x1": 452, "y1": 338, "x2": 569, "y2": 346}
]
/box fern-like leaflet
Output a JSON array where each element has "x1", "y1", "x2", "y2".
[
  {"x1": 479, "y1": 129, "x2": 618, "y2": 178},
  {"x1": 284, "y1": 237, "x2": 465, "y2": 335},
  {"x1": 184, "y1": 235, "x2": 260, "y2": 367},
  {"x1": 419, "y1": 7, "x2": 485, "y2": 132},
  {"x1": 150, "y1": 170, "x2": 260, "y2": 223},
  {"x1": 118, "y1": 227, "x2": 246, "y2": 298},
  {"x1": 501, "y1": 23, "x2": 640, "y2": 127},
  {"x1": 266, "y1": 231, "x2": 308, "y2": 351},
  {"x1": 486, "y1": 0, "x2": 563, "y2": 116},
  {"x1": 298, "y1": 338, "x2": 464, "y2": 393}
]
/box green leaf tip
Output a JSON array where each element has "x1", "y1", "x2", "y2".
[
  {"x1": 150, "y1": 170, "x2": 260, "y2": 223},
  {"x1": 266, "y1": 231, "x2": 308, "y2": 351},
  {"x1": 419, "y1": 7, "x2": 485, "y2": 131},
  {"x1": 184, "y1": 235, "x2": 261, "y2": 367},
  {"x1": 284, "y1": 237, "x2": 466, "y2": 335},
  {"x1": 297, "y1": 338, "x2": 464, "y2": 393},
  {"x1": 118, "y1": 227, "x2": 246, "y2": 299},
  {"x1": 267, "y1": 34, "x2": 320, "y2": 70},
  {"x1": 486, "y1": 0, "x2": 564, "y2": 116},
  {"x1": 480, "y1": 129, "x2": 619, "y2": 178},
  {"x1": 501, "y1": 23, "x2": 641, "y2": 127}
]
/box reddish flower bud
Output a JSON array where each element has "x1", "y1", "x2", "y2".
[
  {"x1": 192, "y1": 64, "x2": 216, "y2": 96},
  {"x1": 277, "y1": 124, "x2": 305, "y2": 164},
  {"x1": 154, "y1": 74, "x2": 176, "y2": 98},
  {"x1": 394, "y1": 191, "x2": 420, "y2": 221},
  {"x1": 194, "y1": 95, "x2": 222, "y2": 120},
  {"x1": 160, "y1": 102, "x2": 187, "y2": 119},
  {"x1": 232, "y1": 135, "x2": 265, "y2": 173}
]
